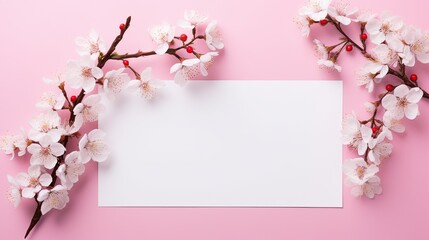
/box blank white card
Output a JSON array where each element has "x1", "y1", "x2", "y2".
[{"x1": 98, "y1": 80, "x2": 342, "y2": 207}]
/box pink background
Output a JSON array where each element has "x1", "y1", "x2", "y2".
[{"x1": 1, "y1": 0, "x2": 429, "y2": 239}]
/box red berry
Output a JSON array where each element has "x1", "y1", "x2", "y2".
[
  {"x1": 361, "y1": 33, "x2": 368, "y2": 40},
  {"x1": 119, "y1": 23, "x2": 125, "y2": 30},
  {"x1": 410, "y1": 74, "x2": 418, "y2": 81},
  {"x1": 372, "y1": 127, "x2": 378, "y2": 133},
  {"x1": 122, "y1": 60, "x2": 129, "y2": 67},
  {"x1": 186, "y1": 46, "x2": 194, "y2": 53},
  {"x1": 180, "y1": 34, "x2": 188, "y2": 42},
  {"x1": 320, "y1": 19, "x2": 328, "y2": 26},
  {"x1": 346, "y1": 45, "x2": 353, "y2": 52},
  {"x1": 386, "y1": 84, "x2": 394, "y2": 92},
  {"x1": 70, "y1": 95, "x2": 77, "y2": 103}
]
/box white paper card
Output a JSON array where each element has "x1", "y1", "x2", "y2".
[{"x1": 99, "y1": 80, "x2": 342, "y2": 207}]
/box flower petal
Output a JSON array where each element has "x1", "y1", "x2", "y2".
[
  {"x1": 404, "y1": 103, "x2": 419, "y2": 120},
  {"x1": 39, "y1": 173, "x2": 53, "y2": 187},
  {"x1": 406, "y1": 88, "x2": 423, "y2": 103}
]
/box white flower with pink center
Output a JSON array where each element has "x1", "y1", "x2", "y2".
[
  {"x1": 16, "y1": 165, "x2": 52, "y2": 198},
  {"x1": 36, "y1": 92, "x2": 66, "y2": 110},
  {"x1": 342, "y1": 112, "x2": 372, "y2": 155},
  {"x1": 367, "y1": 44, "x2": 398, "y2": 79},
  {"x1": 79, "y1": 129, "x2": 110, "y2": 163},
  {"x1": 299, "y1": 0, "x2": 332, "y2": 21},
  {"x1": 170, "y1": 58, "x2": 201, "y2": 86},
  {"x1": 348, "y1": 176, "x2": 382, "y2": 199},
  {"x1": 295, "y1": 16, "x2": 312, "y2": 37},
  {"x1": 28, "y1": 110, "x2": 63, "y2": 142},
  {"x1": 149, "y1": 23, "x2": 175, "y2": 55},
  {"x1": 356, "y1": 64, "x2": 379, "y2": 92},
  {"x1": 65, "y1": 55, "x2": 103, "y2": 93},
  {"x1": 27, "y1": 136, "x2": 66, "y2": 169},
  {"x1": 0, "y1": 131, "x2": 29, "y2": 159},
  {"x1": 56, "y1": 151, "x2": 85, "y2": 190},
  {"x1": 368, "y1": 134, "x2": 392, "y2": 165},
  {"x1": 205, "y1": 21, "x2": 224, "y2": 51},
  {"x1": 382, "y1": 84, "x2": 423, "y2": 120},
  {"x1": 6, "y1": 175, "x2": 22, "y2": 208},
  {"x1": 313, "y1": 39, "x2": 342, "y2": 72},
  {"x1": 178, "y1": 10, "x2": 208, "y2": 29},
  {"x1": 75, "y1": 30, "x2": 107, "y2": 58},
  {"x1": 126, "y1": 67, "x2": 164, "y2": 100},
  {"x1": 386, "y1": 26, "x2": 429, "y2": 66},
  {"x1": 343, "y1": 158, "x2": 379, "y2": 185},
  {"x1": 328, "y1": 1, "x2": 358, "y2": 25},
  {"x1": 103, "y1": 68, "x2": 131, "y2": 95},
  {"x1": 37, "y1": 185, "x2": 69, "y2": 215},
  {"x1": 73, "y1": 94, "x2": 105, "y2": 126},
  {"x1": 366, "y1": 13, "x2": 404, "y2": 44}
]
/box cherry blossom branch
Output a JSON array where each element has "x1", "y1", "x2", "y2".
[
  {"x1": 0, "y1": 10, "x2": 225, "y2": 238},
  {"x1": 326, "y1": 16, "x2": 429, "y2": 98},
  {"x1": 24, "y1": 16, "x2": 135, "y2": 238},
  {"x1": 298, "y1": 0, "x2": 428, "y2": 199}
]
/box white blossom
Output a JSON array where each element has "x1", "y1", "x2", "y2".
[
  {"x1": 0, "y1": 131, "x2": 29, "y2": 159},
  {"x1": 79, "y1": 129, "x2": 109, "y2": 163},
  {"x1": 73, "y1": 94, "x2": 105, "y2": 126},
  {"x1": 382, "y1": 110, "x2": 405, "y2": 140},
  {"x1": 6, "y1": 175, "x2": 22, "y2": 208},
  {"x1": 59, "y1": 121, "x2": 83, "y2": 137},
  {"x1": 366, "y1": 13, "x2": 403, "y2": 44},
  {"x1": 28, "y1": 110, "x2": 63, "y2": 142},
  {"x1": 37, "y1": 185, "x2": 69, "y2": 215},
  {"x1": 382, "y1": 85, "x2": 423, "y2": 120},
  {"x1": 27, "y1": 136, "x2": 66, "y2": 169},
  {"x1": 386, "y1": 26, "x2": 429, "y2": 66},
  {"x1": 342, "y1": 112, "x2": 372, "y2": 155},
  {"x1": 343, "y1": 158, "x2": 379, "y2": 185},
  {"x1": 295, "y1": 16, "x2": 312, "y2": 37},
  {"x1": 103, "y1": 68, "x2": 131, "y2": 94},
  {"x1": 356, "y1": 65, "x2": 379, "y2": 92},
  {"x1": 178, "y1": 10, "x2": 208, "y2": 29},
  {"x1": 170, "y1": 58, "x2": 201, "y2": 86},
  {"x1": 75, "y1": 30, "x2": 107, "y2": 58},
  {"x1": 126, "y1": 67, "x2": 164, "y2": 100},
  {"x1": 299, "y1": 0, "x2": 332, "y2": 21},
  {"x1": 36, "y1": 92, "x2": 66, "y2": 110},
  {"x1": 56, "y1": 151, "x2": 85, "y2": 190},
  {"x1": 363, "y1": 102, "x2": 376, "y2": 114},
  {"x1": 355, "y1": 10, "x2": 376, "y2": 23},
  {"x1": 348, "y1": 176, "x2": 382, "y2": 199},
  {"x1": 16, "y1": 165, "x2": 52, "y2": 198},
  {"x1": 205, "y1": 21, "x2": 224, "y2": 51},
  {"x1": 65, "y1": 55, "x2": 103, "y2": 93},
  {"x1": 328, "y1": 1, "x2": 358, "y2": 25},
  {"x1": 368, "y1": 134, "x2": 392, "y2": 165},
  {"x1": 149, "y1": 23, "x2": 175, "y2": 55},
  {"x1": 367, "y1": 44, "x2": 397, "y2": 79},
  {"x1": 313, "y1": 39, "x2": 342, "y2": 72}
]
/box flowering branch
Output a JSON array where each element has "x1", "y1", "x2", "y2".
[
  {"x1": 0, "y1": 10, "x2": 223, "y2": 238},
  {"x1": 298, "y1": 0, "x2": 428, "y2": 198}
]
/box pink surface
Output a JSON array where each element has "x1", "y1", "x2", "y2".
[{"x1": 1, "y1": 0, "x2": 429, "y2": 239}]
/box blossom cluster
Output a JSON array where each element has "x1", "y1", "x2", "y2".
[
  {"x1": 0, "y1": 10, "x2": 223, "y2": 237},
  {"x1": 298, "y1": 0, "x2": 427, "y2": 198}
]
